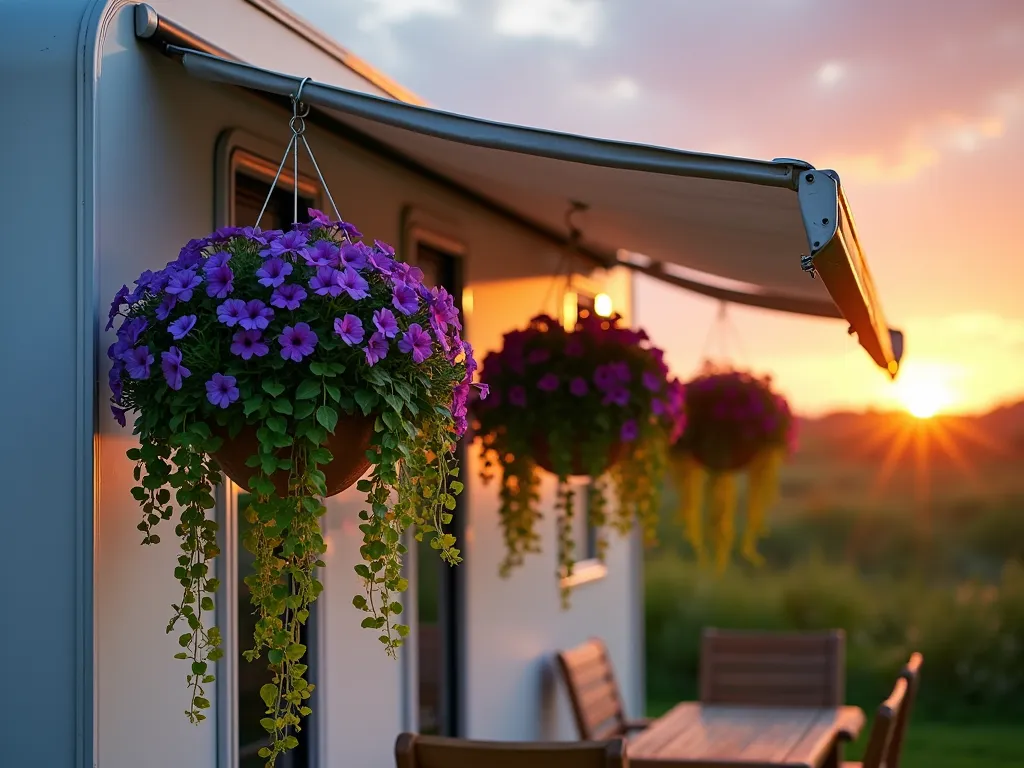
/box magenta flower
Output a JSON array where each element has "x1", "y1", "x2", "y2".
[
  {"x1": 620, "y1": 419, "x2": 639, "y2": 441},
  {"x1": 373, "y1": 308, "x2": 399, "y2": 338},
  {"x1": 398, "y1": 323, "x2": 433, "y2": 364},
  {"x1": 603, "y1": 388, "x2": 630, "y2": 407},
  {"x1": 165, "y1": 268, "x2": 202, "y2": 302},
  {"x1": 217, "y1": 298, "x2": 247, "y2": 327},
  {"x1": 206, "y1": 373, "x2": 239, "y2": 409},
  {"x1": 508, "y1": 385, "x2": 527, "y2": 407},
  {"x1": 279, "y1": 323, "x2": 318, "y2": 362},
  {"x1": 230, "y1": 329, "x2": 270, "y2": 360},
  {"x1": 270, "y1": 283, "x2": 307, "y2": 310},
  {"x1": 340, "y1": 242, "x2": 370, "y2": 270},
  {"x1": 161, "y1": 346, "x2": 191, "y2": 390},
  {"x1": 309, "y1": 266, "x2": 344, "y2": 297},
  {"x1": 537, "y1": 373, "x2": 559, "y2": 392},
  {"x1": 569, "y1": 377, "x2": 589, "y2": 397},
  {"x1": 239, "y1": 299, "x2": 273, "y2": 331},
  {"x1": 205, "y1": 265, "x2": 234, "y2": 299},
  {"x1": 642, "y1": 371, "x2": 662, "y2": 392},
  {"x1": 256, "y1": 257, "x2": 292, "y2": 288},
  {"x1": 364, "y1": 332, "x2": 389, "y2": 367},
  {"x1": 392, "y1": 283, "x2": 419, "y2": 315},
  {"x1": 167, "y1": 315, "x2": 197, "y2": 340},
  {"x1": 302, "y1": 240, "x2": 340, "y2": 267},
  {"x1": 334, "y1": 314, "x2": 365, "y2": 346},
  {"x1": 124, "y1": 346, "x2": 154, "y2": 380},
  {"x1": 651, "y1": 399, "x2": 666, "y2": 416},
  {"x1": 340, "y1": 267, "x2": 370, "y2": 300}
]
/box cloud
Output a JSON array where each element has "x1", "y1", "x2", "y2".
[{"x1": 493, "y1": 0, "x2": 602, "y2": 46}]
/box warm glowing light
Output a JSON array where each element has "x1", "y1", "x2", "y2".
[
  {"x1": 893, "y1": 369, "x2": 955, "y2": 419},
  {"x1": 594, "y1": 293, "x2": 613, "y2": 317}
]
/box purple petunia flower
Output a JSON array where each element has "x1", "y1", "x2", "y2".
[
  {"x1": 334, "y1": 314, "x2": 365, "y2": 346},
  {"x1": 259, "y1": 230, "x2": 308, "y2": 259},
  {"x1": 155, "y1": 295, "x2": 177, "y2": 321},
  {"x1": 367, "y1": 246, "x2": 395, "y2": 275},
  {"x1": 124, "y1": 346, "x2": 154, "y2": 380},
  {"x1": 278, "y1": 323, "x2": 318, "y2": 362},
  {"x1": 565, "y1": 337, "x2": 585, "y2": 357},
  {"x1": 372, "y1": 308, "x2": 399, "y2": 338},
  {"x1": 651, "y1": 399, "x2": 666, "y2": 416},
  {"x1": 230, "y1": 329, "x2": 270, "y2": 360},
  {"x1": 363, "y1": 332, "x2": 389, "y2": 367},
  {"x1": 302, "y1": 240, "x2": 341, "y2": 268},
  {"x1": 603, "y1": 388, "x2": 630, "y2": 407},
  {"x1": 240, "y1": 226, "x2": 270, "y2": 245},
  {"x1": 255, "y1": 257, "x2": 293, "y2": 288},
  {"x1": 217, "y1": 298, "x2": 247, "y2": 327},
  {"x1": 107, "y1": 338, "x2": 131, "y2": 363},
  {"x1": 475, "y1": 382, "x2": 490, "y2": 400},
  {"x1": 111, "y1": 404, "x2": 127, "y2": 427},
  {"x1": 239, "y1": 299, "x2": 273, "y2": 331},
  {"x1": 392, "y1": 283, "x2": 419, "y2": 315},
  {"x1": 620, "y1": 419, "x2": 639, "y2": 441},
  {"x1": 340, "y1": 267, "x2": 370, "y2": 300},
  {"x1": 161, "y1": 346, "x2": 191, "y2": 390},
  {"x1": 593, "y1": 364, "x2": 618, "y2": 392},
  {"x1": 537, "y1": 373, "x2": 559, "y2": 392},
  {"x1": 642, "y1": 371, "x2": 662, "y2": 392},
  {"x1": 206, "y1": 373, "x2": 239, "y2": 409},
  {"x1": 309, "y1": 266, "x2": 344, "y2": 297},
  {"x1": 205, "y1": 265, "x2": 234, "y2": 298},
  {"x1": 119, "y1": 316, "x2": 148, "y2": 345},
  {"x1": 107, "y1": 285, "x2": 129, "y2": 331},
  {"x1": 508, "y1": 385, "x2": 527, "y2": 408},
  {"x1": 340, "y1": 242, "x2": 370, "y2": 270},
  {"x1": 108, "y1": 359, "x2": 125, "y2": 401},
  {"x1": 205, "y1": 250, "x2": 232, "y2": 269},
  {"x1": 527, "y1": 348, "x2": 550, "y2": 365},
  {"x1": 569, "y1": 377, "x2": 589, "y2": 397},
  {"x1": 270, "y1": 283, "x2": 307, "y2": 310},
  {"x1": 165, "y1": 268, "x2": 202, "y2": 302},
  {"x1": 398, "y1": 323, "x2": 433, "y2": 364},
  {"x1": 167, "y1": 314, "x2": 197, "y2": 340}
]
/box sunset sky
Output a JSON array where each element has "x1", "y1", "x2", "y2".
[{"x1": 288, "y1": 0, "x2": 1024, "y2": 416}]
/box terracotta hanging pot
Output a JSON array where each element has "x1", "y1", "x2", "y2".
[
  {"x1": 214, "y1": 412, "x2": 376, "y2": 497},
  {"x1": 531, "y1": 433, "x2": 626, "y2": 478}
]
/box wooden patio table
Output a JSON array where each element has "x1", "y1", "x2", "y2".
[{"x1": 628, "y1": 702, "x2": 865, "y2": 768}]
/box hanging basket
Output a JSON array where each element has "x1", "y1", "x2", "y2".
[
  {"x1": 214, "y1": 412, "x2": 376, "y2": 497},
  {"x1": 531, "y1": 433, "x2": 625, "y2": 477}
]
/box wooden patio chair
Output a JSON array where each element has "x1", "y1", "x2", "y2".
[
  {"x1": 845, "y1": 652, "x2": 923, "y2": 768},
  {"x1": 843, "y1": 673, "x2": 909, "y2": 768},
  {"x1": 394, "y1": 733, "x2": 628, "y2": 768},
  {"x1": 556, "y1": 638, "x2": 651, "y2": 741},
  {"x1": 699, "y1": 628, "x2": 846, "y2": 707}
]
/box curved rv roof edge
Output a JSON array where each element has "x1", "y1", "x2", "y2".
[{"x1": 242, "y1": 0, "x2": 428, "y2": 106}]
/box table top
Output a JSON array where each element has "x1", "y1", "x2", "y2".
[{"x1": 628, "y1": 702, "x2": 866, "y2": 768}]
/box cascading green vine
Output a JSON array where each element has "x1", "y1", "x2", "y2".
[
  {"x1": 107, "y1": 210, "x2": 481, "y2": 766},
  {"x1": 472, "y1": 312, "x2": 686, "y2": 605}
]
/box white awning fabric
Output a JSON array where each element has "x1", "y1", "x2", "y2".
[{"x1": 141, "y1": 22, "x2": 901, "y2": 375}]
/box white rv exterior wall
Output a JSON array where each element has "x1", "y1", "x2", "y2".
[{"x1": 3, "y1": 1, "x2": 642, "y2": 766}]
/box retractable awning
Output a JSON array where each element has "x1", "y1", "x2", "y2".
[{"x1": 135, "y1": 7, "x2": 902, "y2": 376}]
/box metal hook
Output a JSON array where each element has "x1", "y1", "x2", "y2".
[
  {"x1": 291, "y1": 76, "x2": 312, "y2": 117},
  {"x1": 565, "y1": 200, "x2": 589, "y2": 244}
]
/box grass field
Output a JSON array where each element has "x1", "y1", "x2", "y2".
[{"x1": 646, "y1": 699, "x2": 1024, "y2": 768}]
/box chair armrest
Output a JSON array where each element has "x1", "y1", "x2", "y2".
[{"x1": 623, "y1": 718, "x2": 653, "y2": 731}]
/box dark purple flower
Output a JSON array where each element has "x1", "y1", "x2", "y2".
[
  {"x1": 165, "y1": 268, "x2": 202, "y2": 302},
  {"x1": 651, "y1": 399, "x2": 666, "y2": 416},
  {"x1": 392, "y1": 283, "x2": 419, "y2": 315},
  {"x1": 334, "y1": 314, "x2": 365, "y2": 346},
  {"x1": 107, "y1": 338, "x2": 131, "y2": 363},
  {"x1": 240, "y1": 226, "x2": 270, "y2": 245},
  {"x1": 603, "y1": 388, "x2": 630, "y2": 407},
  {"x1": 364, "y1": 332, "x2": 389, "y2": 366},
  {"x1": 309, "y1": 266, "x2": 344, "y2": 297},
  {"x1": 527, "y1": 348, "x2": 550, "y2": 365},
  {"x1": 161, "y1": 346, "x2": 191, "y2": 390},
  {"x1": 106, "y1": 285, "x2": 129, "y2": 331},
  {"x1": 302, "y1": 240, "x2": 341, "y2": 267},
  {"x1": 256, "y1": 257, "x2": 293, "y2": 288},
  {"x1": 398, "y1": 323, "x2": 433, "y2": 363},
  {"x1": 174, "y1": 243, "x2": 204, "y2": 269},
  {"x1": 594, "y1": 364, "x2": 618, "y2": 392},
  {"x1": 217, "y1": 298, "x2": 247, "y2": 327},
  {"x1": 570, "y1": 377, "x2": 589, "y2": 397},
  {"x1": 111, "y1": 404, "x2": 127, "y2": 427},
  {"x1": 124, "y1": 346, "x2": 153, "y2": 380},
  {"x1": 340, "y1": 242, "x2": 370, "y2": 270},
  {"x1": 609, "y1": 362, "x2": 631, "y2": 383},
  {"x1": 340, "y1": 267, "x2": 370, "y2": 300},
  {"x1": 565, "y1": 337, "x2": 585, "y2": 356},
  {"x1": 620, "y1": 419, "x2": 639, "y2": 441},
  {"x1": 206, "y1": 373, "x2": 239, "y2": 409},
  {"x1": 474, "y1": 382, "x2": 490, "y2": 400},
  {"x1": 372, "y1": 308, "x2": 399, "y2": 338},
  {"x1": 155, "y1": 295, "x2": 177, "y2": 321},
  {"x1": 167, "y1": 314, "x2": 197, "y2": 340},
  {"x1": 108, "y1": 359, "x2": 125, "y2": 401},
  {"x1": 308, "y1": 208, "x2": 334, "y2": 228},
  {"x1": 642, "y1": 371, "x2": 662, "y2": 392},
  {"x1": 338, "y1": 220, "x2": 362, "y2": 239},
  {"x1": 204, "y1": 265, "x2": 234, "y2": 299},
  {"x1": 118, "y1": 316, "x2": 148, "y2": 345},
  {"x1": 278, "y1": 322, "x2": 318, "y2": 362},
  {"x1": 392, "y1": 263, "x2": 425, "y2": 287},
  {"x1": 537, "y1": 373, "x2": 559, "y2": 392},
  {"x1": 270, "y1": 283, "x2": 307, "y2": 310},
  {"x1": 210, "y1": 226, "x2": 241, "y2": 242},
  {"x1": 508, "y1": 385, "x2": 527, "y2": 407},
  {"x1": 260, "y1": 230, "x2": 308, "y2": 259},
  {"x1": 239, "y1": 300, "x2": 273, "y2": 331},
  {"x1": 230, "y1": 329, "x2": 270, "y2": 360},
  {"x1": 428, "y1": 286, "x2": 461, "y2": 334},
  {"x1": 367, "y1": 246, "x2": 395, "y2": 275},
  {"x1": 205, "y1": 250, "x2": 232, "y2": 269}
]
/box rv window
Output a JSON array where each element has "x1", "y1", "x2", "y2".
[{"x1": 573, "y1": 293, "x2": 601, "y2": 566}]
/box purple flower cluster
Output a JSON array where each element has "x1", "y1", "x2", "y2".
[{"x1": 106, "y1": 208, "x2": 479, "y2": 432}]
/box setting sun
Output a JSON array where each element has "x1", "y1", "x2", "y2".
[{"x1": 893, "y1": 368, "x2": 956, "y2": 418}]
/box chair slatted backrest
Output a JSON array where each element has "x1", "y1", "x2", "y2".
[
  {"x1": 394, "y1": 733, "x2": 628, "y2": 768},
  {"x1": 886, "y1": 652, "x2": 923, "y2": 768},
  {"x1": 699, "y1": 628, "x2": 846, "y2": 707},
  {"x1": 860, "y1": 676, "x2": 909, "y2": 768},
  {"x1": 556, "y1": 638, "x2": 629, "y2": 741}
]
